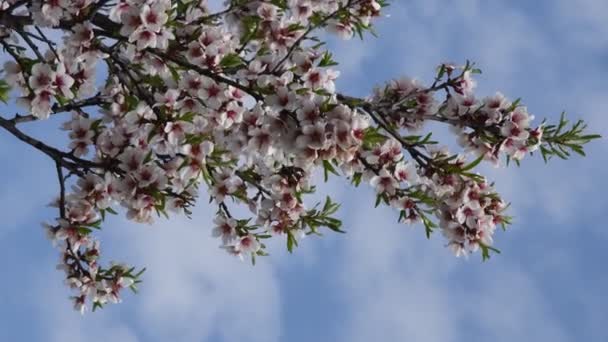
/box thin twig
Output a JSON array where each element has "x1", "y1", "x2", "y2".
[
  {"x1": 55, "y1": 161, "x2": 67, "y2": 218},
  {"x1": 11, "y1": 96, "x2": 106, "y2": 124}
]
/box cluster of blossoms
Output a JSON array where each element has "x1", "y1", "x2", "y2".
[
  {"x1": 3, "y1": 21, "x2": 100, "y2": 119},
  {"x1": 44, "y1": 186, "x2": 140, "y2": 314},
  {"x1": 110, "y1": 0, "x2": 174, "y2": 50},
  {"x1": 0, "y1": 0, "x2": 598, "y2": 313},
  {"x1": 32, "y1": 0, "x2": 96, "y2": 26},
  {"x1": 443, "y1": 81, "x2": 543, "y2": 164},
  {"x1": 369, "y1": 65, "x2": 545, "y2": 165},
  {"x1": 427, "y1": 150, "x2": 509, "y2": 257}
]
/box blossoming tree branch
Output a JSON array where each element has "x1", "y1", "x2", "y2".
[{"x1": 0, "y1": 0, "x2": 600, "y2": 313}]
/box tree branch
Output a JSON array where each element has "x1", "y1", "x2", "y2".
[{"x1": 0, "y1": 116, "x2": 103, "y2": 175}]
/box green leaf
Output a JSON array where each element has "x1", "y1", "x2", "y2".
[
  {"x1": 134, "y1": 267, "x2": 147, "y2": 278},
  {"x1": 419, "y1": 132, "x2": 437, "y2": 145},
  {"x1": 435, "y1": 64, "x2": 447, "y2": 80},
  {"x1": 90, "y1": 119, "x2": 104, "y2": 131},
  {"x1": 286, "y1": 231, "x2": 298, "y2": 253},
  {"x1": 479, "y1": 242, "x2": 501, "y2": 261},
  {"x1": 421, "y1": 214, "x2": 436, "y2": 239},
  {"x1": 324, "y1": 219, "x2": 345, "y2": 233},
  {"x1": 220, "y1": 53, "x2": 244, "y2": 69},
  {"x1": 270, "y1": 0, "x2": 288, "y2": 9},
  {"x1": 318, "y1": 51, "x2": 339, "y2": 67},
  {"x1": 286, "y1": 23, "x2": 306, "y2": 32},
  {"x1": 374, "y1": 193, "x2": 388, "y2": 207},
  {"x1": 78, "y1": 227, "x2": 93, "y2": 235},
  {"x1": 86, "y1": 219, "x2": 103, "y2": 229},
  {"x1": 322, "y1": 196, "x2": 332, "y2": 212},
  {"x1": 460, "y1": 154, "x2": 485, "y2": 172},
  {"x1": 240, "y1": 16, "x2": 260, "y2": 44},
  {"x1": 322, "y1": 159, "x2": 339, "y2": 182},
  {"x1": 92, "y1": 301, "x2": 104, "y2": 312},
  {"x1": 362, "y1": 127, "x2": 387, "y2": 147},
  {"x1": 0, "y1": 80, "x2": 11, "y2": 104},
  {"x1": 580, "y1": 134, "x2": 602, "y2": 141},
  {"x1": 505, "y1": 98, "x2": 521, "y2": 113},
  {"x1": 351, "y1": 172, "x2": 363, "y2": 186},
  {"x1": 322, "y1": 196, "x2": 340, "y2": 215}
]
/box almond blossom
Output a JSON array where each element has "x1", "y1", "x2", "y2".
[{"x1": 0, "y1": 0, "x2": 599, "y2": 314}]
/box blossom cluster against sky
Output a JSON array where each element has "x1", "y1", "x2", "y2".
[{"x1": 1, "y1": 0, "x2": 607, "y2": 341}]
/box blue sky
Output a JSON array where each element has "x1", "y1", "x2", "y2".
[{"x1": 1, "y1": 1, "x2": 607, "y2": 341}]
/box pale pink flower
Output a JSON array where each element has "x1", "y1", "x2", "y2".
[
  {"x1": 394, "y1": 161, "x2": 419, "y2": 184},
  {"x1": 370, "y1": 169, "x2": 399, "y2": 195},
  {"x1": 234, "y1": 235, "x2": 260, "y2": 255},
  {"x1": 29, "y1": 63, "x2": 54, "y2": 90},
  {"x1": 212, "y1": 216, "x2": 237, "y2": 245}
]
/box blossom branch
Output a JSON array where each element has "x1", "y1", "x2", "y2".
[
  {"x1": 0, "y1": 0, "x2": 599, "y2": 313},
  {"x1": 11, "y1": 96, "x2": 107, "y2": 124}
]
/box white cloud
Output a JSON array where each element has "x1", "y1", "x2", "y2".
[
  {"x1": 0, "y1": 138, "x2": 56, "y2": 239},
  {"x1": 458, "y1": 267, "x2": 568, "y2": 342},
  {"x1": 332, "y1": 193, "x2": 569, "y2": 342},
  {"x1": 27, "y1": 268, "x2": 141, "y2": 342},
  {"x1": 328, "y1": 0, "x2": 607, "y2": 227},
  {"x1": 324, "y1": 1, "x2": 607, "y2": 341},
  {"x1": 101, "y1": 214, "x2": 282, "y2": 342},
  {"x1": 12, "y1": 210, "x2": 281, "y2": 342},
  {"x1": 1, "y1": 2, "x2": 606, "y2": 341},
  {"x1": 330, "y1": 1, "x2": 552, "y2": 93},
  {"x1": 553, "y1": 0, "x2": 608, "y2": 49},
  {"x1": 333, "y1": 200, "x2": 456, "y2": 342}
]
